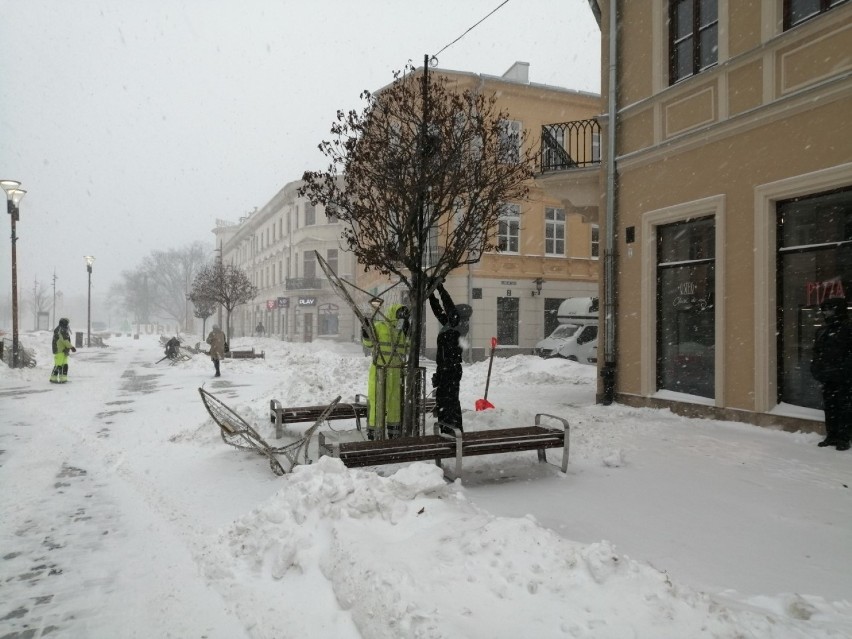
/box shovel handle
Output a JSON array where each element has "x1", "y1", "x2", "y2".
[{"x1": 483, "y1": 337, "x2": 497, "y2": 400}]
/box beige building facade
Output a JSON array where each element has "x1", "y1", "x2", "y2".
[
  {"x1": 592, "y1": 1, "x2": 852, "y2": 431},
  {"x1": 359, "y1": 63, "x2": 604, "y2": 362},
  {"x1": 212, "y1": 180, "x2": 359, "y2": 343}
]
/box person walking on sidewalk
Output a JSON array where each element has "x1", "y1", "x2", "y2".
[
  {"x1": 810, "y1": 297, "x2": 852, "y2": 451},
  {"x1": 50, "y1": 317, "x2": 76, "y2": 383},
  {"x1": 206, "y1": 324, "x2": 227, "y2": 378}
]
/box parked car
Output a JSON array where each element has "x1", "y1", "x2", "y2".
[{"x1": 534, "y1": 297, "x2": 598, "y2": 364}]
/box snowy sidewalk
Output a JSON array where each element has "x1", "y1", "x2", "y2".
[
  {"x1": 0, "y1": 343, "x2": 250, "y2": 638},
  {"x1": 2, "y1": 333, "x2": 852, "y2": 638}
]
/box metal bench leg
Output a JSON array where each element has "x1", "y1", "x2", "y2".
[
  {"x1": 537, "y1": 448, "x2": 547, "y2": 464},
  {"x1": 270, "y1": 399, "x2": 284, "y2": 439}
]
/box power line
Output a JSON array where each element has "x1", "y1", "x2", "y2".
[{"x1": 433, "y1": 0, "x2": 512, "y2": 58}]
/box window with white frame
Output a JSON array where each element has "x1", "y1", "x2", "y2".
[
  {"x1": 498, "y1": 203, "x2": 520, "y2": 253},
  {"x1": 305, "y1": 202, "x2": 316, "y2": 226},
  {"x1": 498, "y1": 119, "x2": 522, "y2": 164},
  {"x1": 327, "y1": 248, "x2": 338, "y2": 275},
  {"x1": 304, "y1": 250, "x2": 316, "y2": 279},
  {"x1": 545, "y1": 207, "x2": 566, "y2": 256},
  {"x1": 591, "y1": 225, "x2": 600, "y2": 258}
]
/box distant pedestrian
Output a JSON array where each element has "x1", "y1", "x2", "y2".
[
  {"x1": 428, "y1": 283, "x2": 472, "y2": 433},
  {"x1": 255, "y1": 322, "x2": 265, "y2": 336},
  {"x1": 810, "y1": 297, "x2": 852, "y2": 451},
  {"x1": 206, "y1": 324, "x2": 227, "y2": 378},
  {"x1": 50, "y1": 317, "x2": 77, "y2": 383}
]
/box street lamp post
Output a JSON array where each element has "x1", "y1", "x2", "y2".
[
  {"x1": 84, "y1": 255, "x2": 95, "y2": 347},
  {"x1": 1, "y1": 180, "x2": 26, "y2": 368}
]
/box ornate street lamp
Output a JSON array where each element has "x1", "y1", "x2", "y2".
[
  {"x1": 1, "y1": 180, "x2": 26, "y2": 368},
  {"x1": 84, "y1": 255, "x2": 95, "y2": 347}
]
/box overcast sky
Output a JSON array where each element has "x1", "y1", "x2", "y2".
[{"x1": 0, "y1": 0, "x2": 600, "y2": 310}]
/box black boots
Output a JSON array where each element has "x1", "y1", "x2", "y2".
[{"x1": 818, "y1": 437, "x2": 850, "y2": 450}]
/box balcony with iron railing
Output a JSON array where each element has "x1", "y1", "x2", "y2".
[
  {"x1": 536, "y1": 118, "x2": 602, "y2": 224},
  {"x1": 539, "y1": 118, "x2": 601, "y2": 172}
]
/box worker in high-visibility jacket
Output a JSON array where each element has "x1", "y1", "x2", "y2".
[
  {"x1": 50, "y1": 317, "x2": 77, "y2": 383},
  {"x1": 362, "y1": 303, "x2": 410, "y2": 438}
]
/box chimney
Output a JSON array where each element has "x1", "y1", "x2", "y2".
[{"x1": 501, "y1": 61, "x2": 530, "y2": 84}]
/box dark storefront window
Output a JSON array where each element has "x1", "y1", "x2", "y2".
[
  {"x1": 777, "y1": 187, "x2": 852, "y2": 409},
  {"x1": 544, "y1": 297, "x2": 563, "y2": 338},
  {"x1": 318, "y1": 303, "x2": 339, "y2": 336},
  {"x1": 657, "y1": 216, "x2": 715, "y2": 398},
  {"x1": 497, "y1": 297, "x2": 519, "y2": 346}
]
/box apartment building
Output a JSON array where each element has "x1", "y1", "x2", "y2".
[
  {"x1": 590, "y1": 1, "x2": 851, "y2": 431},
  {"x1": 212, "y1": 179, "x2": 358, "y2": 342},
  {"x1": 359, "y1": 63, "x2": 604, "y2": 361}
]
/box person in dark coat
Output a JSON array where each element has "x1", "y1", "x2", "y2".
[
  {"x1": 429, "y1": 283, "x2": 471, "y2": 433},
  {"x1": 810, "y1": 297, "x2": 852, "y2": 451}
]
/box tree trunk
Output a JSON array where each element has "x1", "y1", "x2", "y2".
[{"x1": 403, "y1": 271, "x2": 426, "y2": 437}]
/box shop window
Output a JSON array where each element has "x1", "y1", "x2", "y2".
[
  {"x1": 656, "y1": 216, "x2": 716, "y2": 398},
  {"x1": 497, "y1": 297, "x2": 519, "y2": 345},
  {"x1": 318, "y1": 303, "x2": 339, "y2": 336},
  {"x1": 544, "y1": 298, "x2": 563, "y2": 338},
  {"x1": 777, "y1": 187, "x2": 852, "y2": 409}
]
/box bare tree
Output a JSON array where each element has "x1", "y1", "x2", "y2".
[
  {"x1": 29, "y1": 277, "x2": 51, "y2": 329},
  {"x1": 190, "y1": 262, "x2": 257, "y2": 341},
  {"x1": 300, "y1": 62, "x2": 536, "y2": 434},
  {"x1": 189, "y1": 293, "x2": 217, "y2": 338},
  {"x1": 140, "y1": 242, "x2": 209, "y2": 330},
  {"x1": 109, "y1": 270, "x2": 152, "y2": 327}
]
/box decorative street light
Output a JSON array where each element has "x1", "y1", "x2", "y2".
[
  {"x1": 84, "y1": 255, "x2": 95, "y2": 347},
  {"x1": 1, "y1": 180, "x2": 26, "y2": 368}
]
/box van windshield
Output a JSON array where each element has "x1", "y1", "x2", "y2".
[{"x1": 550, "y1": 323, "x2": 581, "y2": 339}]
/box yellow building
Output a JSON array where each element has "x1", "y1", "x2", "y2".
[
  {"x1": 359, "y1": 62, "x2": 604, "y2": 361},
  {"x1": 590, "y1": 1, "x2": 852, "y2": 432}
]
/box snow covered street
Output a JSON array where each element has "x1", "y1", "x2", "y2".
[{"x1": 1, "y1": 333, "x2": 851, "y2": 638}]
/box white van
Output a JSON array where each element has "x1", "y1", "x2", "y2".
[{"x1": 533, "y1": 297, "x2": 598, "y2": 363}]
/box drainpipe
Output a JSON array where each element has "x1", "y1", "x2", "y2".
[{"x1": 601, "y1": 0, "x2": 618, "y2": 405}]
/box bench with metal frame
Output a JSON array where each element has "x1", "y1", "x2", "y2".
[
  {"x1": 226, "y1": 347, "x2": 265, "y2": 359},
  {"x1": 318, "y1": 413, "x2": 569, "y2": 481},
  {"x1": 269, "y1": 395, "x2": 437, "y2": 439}
]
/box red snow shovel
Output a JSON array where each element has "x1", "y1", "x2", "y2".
[{"x1": 475, "y1": 337, "x2": 498, "y2": 411}]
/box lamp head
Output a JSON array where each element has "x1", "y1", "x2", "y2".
[{"x1": 84, "y1": 255, "x2": 95, "y2": 272}]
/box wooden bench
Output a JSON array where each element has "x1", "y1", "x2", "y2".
[
  {"x1": 318, "y1": 413, "x2": 569, "y2": 481},
  {"x1": 270, "y1": 395, "x2": 437, "y2": 439},
  {"x1": 226, "y1": 347, "x2": 265, "y2": 359}
]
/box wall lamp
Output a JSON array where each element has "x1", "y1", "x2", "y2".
[{"x1": 531, "y1": 277, "x2": 544, "y2": 296}]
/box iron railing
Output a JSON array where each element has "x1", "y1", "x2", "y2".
[{"x1": 540, "y1": 118, "x2": 601, "y2": 172}]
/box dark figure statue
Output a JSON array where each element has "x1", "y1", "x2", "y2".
[
  {"x1": 429, "y1": 284, "x2": 472, "y2": 432},
  {"x1": 810, "y1": 297, "x2": 852, "y2": 451}
]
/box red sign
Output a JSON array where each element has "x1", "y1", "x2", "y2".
[
  {"x1": 266, "y1": 300, "x2": 277, "y2": 310},
  {"x1": 806, "y1": 278, "x2": 845, "y2": 306}
]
